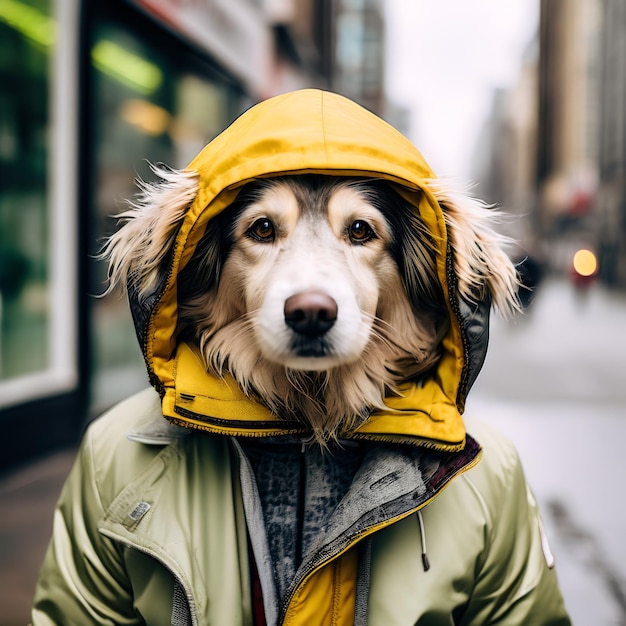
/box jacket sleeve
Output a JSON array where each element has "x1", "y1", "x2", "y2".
[
  {"x1": 31, "y1": 426, "x2": 140, "y2": 625},
  {"x1": 460, "y1": 427, "x2": 571, "y2": 625}
]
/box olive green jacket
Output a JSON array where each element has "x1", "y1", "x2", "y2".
[{"x1": 32, "y1": 388, "x2": 570, "y2": 625}]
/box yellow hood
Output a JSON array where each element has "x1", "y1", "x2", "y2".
[{"x1": 131, "y1": 89, "x2": 494, "y2": 452}]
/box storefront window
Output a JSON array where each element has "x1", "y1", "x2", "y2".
[
  {"x1": 0, "y1": 0, "x2": 78, "y2": 408},
  {"x1": 89, "y1": 16, "x2": 240, "y2": 412}
]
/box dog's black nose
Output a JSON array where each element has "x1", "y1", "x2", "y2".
[{"x1": 284, "y1": 291, "x2": 338, "y2": 337}]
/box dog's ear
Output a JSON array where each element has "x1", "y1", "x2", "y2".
[
  {"x1": 102, "y1": 164, "x2": 199, "y2": 299},
  {"x1": 426, "y1": 179, "x2": 520, "y2": 316}
]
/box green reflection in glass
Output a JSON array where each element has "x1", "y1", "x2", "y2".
[
  {"x1": 92, "y1": 39, "x2": 163, "y2": 96},
  {"x1": 0, "y1": 0, "x2": 51, "y2": 379},
  {"x1": 0, "y1": 0, "x2": 55, "y2": 48}
]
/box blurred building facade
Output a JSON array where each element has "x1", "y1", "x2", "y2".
[
  {"x1": 473, "y1": 42, "x2": 540, "y2": 256},
  {"x1": 0, "y1": 0, "x2": 387, "y2": 470},
  {"x1": 476, "y1": 0, "x2": 626, "y2": 287},
  {"x1": 535, "y1": 0, "x2": 600, "y2": 273},
  {"x1": 596, "y1": 0, "x2": 626, "y2": 286},
  {"x1": 333, "y1": 0, "x2": 385, "y2": 114}
]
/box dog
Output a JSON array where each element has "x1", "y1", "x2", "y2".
[{"x1": 104, "y1": 168, "x2": 519, "y2": 446}]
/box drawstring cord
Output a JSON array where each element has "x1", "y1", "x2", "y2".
[
  {"x1": 417, "y1": 510, "x2": 431, "y2": 572},
  {"x1": 353, "y1": 510, "x2": 429, "y2": 626}
]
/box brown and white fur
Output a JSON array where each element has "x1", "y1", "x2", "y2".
[{"x1": 105, "y1": 169, "x2": 519, "y2": 445}]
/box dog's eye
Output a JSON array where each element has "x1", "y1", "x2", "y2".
[
  {"x1": 247, "y1": 218, "x2": 275, "y2": 242},
  {"x1": 348, "y1": 220, "x2": 375, "y2": 244}
]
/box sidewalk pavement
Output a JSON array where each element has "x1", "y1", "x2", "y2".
[{"x1": 0, "y1": 449, "x2": 76, "y2": 626}]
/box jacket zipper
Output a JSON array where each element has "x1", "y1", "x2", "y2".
[
  {"x1": 167, "y1": 413, "x2": 308, "y2": 439},
  {"x1": 173, "y1": 406, "x2": 306, "y2": 433},
  {"x1": 278, "y1": 503, "x2": 425, "y2": 624},
  {"x1": 278, "y1": 450, "x2": 482, "y2": 624},
  {"x1": 170, "y1": 410, "x2": 467, "y2": 454}
]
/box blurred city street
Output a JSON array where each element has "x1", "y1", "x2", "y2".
[{"x1": 1, "y1": 277, "x2": 625, "y2": 625}]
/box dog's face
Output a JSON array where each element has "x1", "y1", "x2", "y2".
[
  {"x1": 180, "y1": 176, "x2": 446, "y2": 375},
  {"x1": 229, "y1": 179, "x2": 403, "y2": 370}
]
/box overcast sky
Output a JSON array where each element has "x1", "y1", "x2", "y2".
[{"x1": 384, "y1": 0, "x2": 539, "y2": 180}]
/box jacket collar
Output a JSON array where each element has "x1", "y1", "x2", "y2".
[{"x1": 157, "y1": 343, "x2": 469, "y2": 453}]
